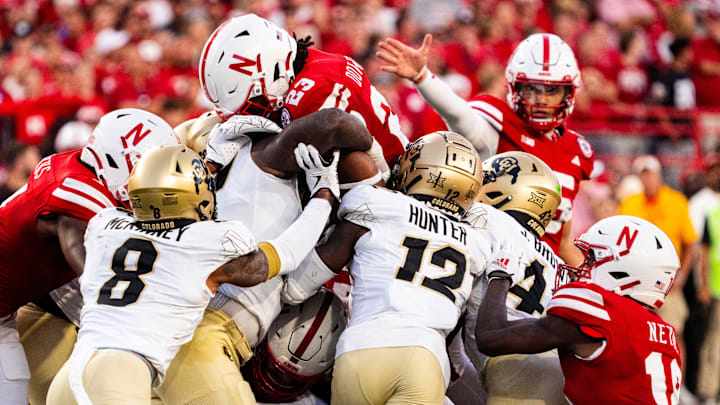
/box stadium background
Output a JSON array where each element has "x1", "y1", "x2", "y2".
[{"x1": 0, "y1": 0, "x2": 717, "y2": 401}]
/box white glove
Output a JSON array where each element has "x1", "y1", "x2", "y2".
[
  {"x1": 206, "y1": 115, "x2": 282, "y2": 167},
  {"x1": 486, "y1": 240, "x2": 527, "y2": 286},
  {"x1": 281, "y1": 249, "x2": 337, "y2": 305},
  {"x1": 294, "y1": 143, "x2": 340, "y2": 200}
]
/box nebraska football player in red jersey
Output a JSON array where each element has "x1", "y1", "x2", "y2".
[
  {"x1": 378, "y1": 33, "x2": 593, "y2": 265},
  {"x1": 0, "y1": 108, "x2": 179, "y2": 404},
  {"x1": 474, "y1": 215, "x2": 682, "y2": 405},
  {"x1": 198, "y1": 13, "x2": 409, "y2": 175}
]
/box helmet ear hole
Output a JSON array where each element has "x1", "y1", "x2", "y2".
[{"x1": 609, "y1": 271, "x2": 630, "y2": 279}]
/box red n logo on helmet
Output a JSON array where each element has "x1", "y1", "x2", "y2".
[
  {"x1": 616, "y1": 226, "x2": 638, "y2": 250},
  {"x1": 122, "y1": 123, "x2": 152, "y2": 147},
  {"x1": 229, "y1": 54, "x2": 258, "y2": 76}
]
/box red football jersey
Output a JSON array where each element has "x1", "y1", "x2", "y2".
[
  {"x1": 547, "y1": 282, "x2": 681, "y2": 405},
  {"x1": 281, "y1": 48, "x2": 409, "y2": 165},
  {"x1": 467, "y1": 95, "x2": 595, "y2": 253},
  {"x1": 0, "y1": 150, "x2": 116, "y2": 316}
]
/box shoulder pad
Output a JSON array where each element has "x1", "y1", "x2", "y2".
[{"x1": 339, "y1": 185, "x2": 402, "y2": 228}]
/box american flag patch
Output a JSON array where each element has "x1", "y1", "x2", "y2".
[{"x1": 655, "y1": 280, "x2": 666, "y2": 290}]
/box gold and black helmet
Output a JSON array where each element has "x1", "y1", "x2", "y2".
[
  {"x1": 390, "y1": 131, "x2": 482, "y2": 216},
  {"x1": 128, "y1": 144, "x2": 215, "y2": 230},
  {"x1": 480, "y1": 151, "x2": 561, "y2": 237},
  {"x1": 173, "y1": 110, "x2": 222, "y2": 159}
]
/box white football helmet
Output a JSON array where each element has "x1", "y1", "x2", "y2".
[
  {"x1": 200, "y1": 14, "x2": 297, "y2": 120},
  {"x1": 80, "y1": 108, "x2": 180, "y2": 207},
  {"x1": 247, "y1": 289, "x2": 346, "y2": 402},
  {"x1": 505, "y1": 33, "x2": 581, "y2": 131},
  {"x1": 557, "y1": 215, "x2": 680, "y2": 310}
]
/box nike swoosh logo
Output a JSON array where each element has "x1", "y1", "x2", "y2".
[{"x1": 313, "y1": 177, "x2": 321, "y2": 188}]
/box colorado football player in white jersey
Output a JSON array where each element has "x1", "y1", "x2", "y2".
[
  {"x1": 281, "y1": 132, "x2": 524, "y2": 404},
  {"x1": 156, "y1": 109, "x2": 381, "y2": 404},
  {"x1": 463, "y1": 151, "x2": 567, "y2": 404},
  {"x1": 46, "y1": 143, "x2": 339, "y2": 405}
]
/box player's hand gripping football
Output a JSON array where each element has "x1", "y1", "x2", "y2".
[
  {"x1": 294, "y1": 143, "x2": 341, "y2": 201},
  {"x1": 206, "y1": 115, "x2": 282, "y2": 168},
  {"x1": 377, "y1": 33, "x2": 432, "y2": 81},
  {"x1": 486, "y1": 239, "x2": 527, "y2": 286}
]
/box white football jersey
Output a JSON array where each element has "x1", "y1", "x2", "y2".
[
  {"x1": 462, "y1": 202, "x2": 562, "y2": 370},
  {"x1": 75, "y1": 208, "x2": 256, "y2": 383},
  {"x1": 335, "y1": 185, "x2": 492, "y2": 386},
  {"x1": 209, "y1": 141, "x2": 303, "y2": 345}
]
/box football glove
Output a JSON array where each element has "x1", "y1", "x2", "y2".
[
  {"x1": 294, "y1": 143, "x2": 340, "y2": 200},
  {"x1": 486, "y1": 239, "x2": 526, "y2": 286},
  {"x1": 206, "y1": 115, "x2": 281, "y2": 168}
]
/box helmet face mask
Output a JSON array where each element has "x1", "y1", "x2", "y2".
[
  {"x1": 513, "y1": 81, "x2": 575, "y2": 131},
  {"x1": 505, "y1": 33, "x2": 581, "y2": 132},
  {"x1": 390, "y1": 131, "x2": 483, "y2": 217},
  {"x1": 128, "y1": 145, "x2": 216, "y2": 229},
  {"x1": 480, "y1": 151, "x2": 561, "y2": 237},
  {"x1": 80, "y1": 108, "x2": 180, "y2": 207},
  {"x1": 555, "y1": 215, "x2": 680, "y2": 310},
  {"x1": 200, "y1": 14, "x2": 297, "y2": 121}
]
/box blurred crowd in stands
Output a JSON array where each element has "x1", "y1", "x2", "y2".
[{"x1": 6, "y1": 0, "x2": 720, "y2": 401}]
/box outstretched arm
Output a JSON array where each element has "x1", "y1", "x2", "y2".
[
  {"x1": 208, "y1": 144, "x2": 341, "y2": 291},
  {"x1": 208, "y1": 189, "x2": 335, "y2": 291},
  {"x1": 281, "y1": 220, "x2": 368, "y2": 304},
  {"x1": 475, "y1": 278, "x2": 601, "y2": 356},
  {"x1": 377, "y1": 34, "x2": 499, "y2": 157},
  {"x1": 255, "y1": 108, "x2": 374, "y2": 175}
]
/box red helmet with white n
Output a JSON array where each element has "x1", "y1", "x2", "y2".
[
  {"x1": 80, "y1": 108, "x2": 180, "y2": 207},
  {"x1": 557, "y1": 215, "x2": 680, "y2": 310},
  {"x1": 505, "y1": 33, "x2": 581, "y2": 132},
  {"x1": 247, "y1": 289, "x2": 346, "y2": 402},
  {"x1": 199, "y1": 14, "x2": 297, "y2": 120}
]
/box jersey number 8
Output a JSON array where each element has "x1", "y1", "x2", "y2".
[{"x1": 97, "y1": 238, "x2": 158, "y2": 307}]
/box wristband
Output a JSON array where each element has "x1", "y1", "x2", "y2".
[{"x1": 412, "y1": 66, "x2": 428, "y2": 84}]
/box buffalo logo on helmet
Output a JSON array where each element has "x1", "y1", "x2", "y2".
[
  {"x1": 191, "y1": 158, "x2": 207, "y2": 194},
  {"x1": 405, "y1": 139, "x2": 424, "y2": 171},
  {"x1": 491, "y1": 156, "x2": 521, "y2": 184}
]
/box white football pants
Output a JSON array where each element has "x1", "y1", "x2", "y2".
[{"x1": 0, "y1": 313, "x2": 30, "y2": 404}]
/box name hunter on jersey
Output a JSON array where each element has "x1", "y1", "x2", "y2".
[{"x1": 408, "y1": 204, "x2": 467, "y2": 245}]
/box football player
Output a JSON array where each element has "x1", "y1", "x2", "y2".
[
  {"x1": 14, "y1": 111, "x2": 222, "y2": 405},
  {"x1": 244, "y1": 289, "x2": 347, "y2": 404},
  {"x1": 474, "y1": 215, "x2": 682, "y2": 404},
  {"x1": 0, "y1": 108, "x2": 179, "y2": 405},
  {"x1": 199, "y1": 13, "x2": 409, "y2": 173},
  {"x1": 46, "y1": 142, "x2": 339, "y2": 405},
  {"x1": 377, "y1": 33, "x2": 595, "y2": 265},
  {"x1": 281, "y1": 131, "x2": 515, "y2": 404},
  {"x1": 463, "y1": 151, "x2": 567, "y2": 404},
  {"x1": 154, "y1": 110, "x2": 379, "y2": 404}
]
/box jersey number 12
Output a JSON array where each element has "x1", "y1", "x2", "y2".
[{"x1": 395, "y1": 235, "x2": 466, "y2": 302}]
